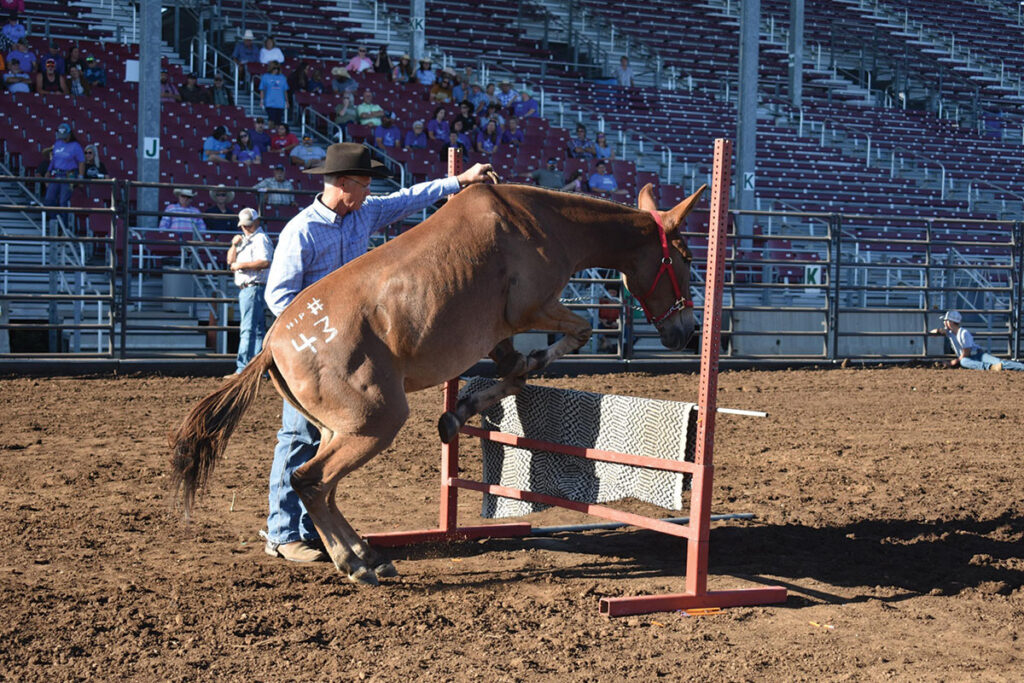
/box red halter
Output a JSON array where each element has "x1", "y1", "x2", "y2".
[{"x1": 632, "y1": 211, "x2": 694, "y2": 327}]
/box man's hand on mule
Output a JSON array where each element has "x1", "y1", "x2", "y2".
[{"x1": 456, "y1": 163, "x2": 495, "y2": 187}]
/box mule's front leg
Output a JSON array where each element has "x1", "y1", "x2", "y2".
[{"x1": 488, "y1": 337, "x2": 526, "y2": 378}]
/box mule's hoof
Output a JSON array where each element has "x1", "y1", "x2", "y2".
[
  {"x1": 374, "y1": 561, "x2": 398, "y2": 578},
  {"x1": 438, "y1": 411, "x2": 460, "y2": 444},
  {"x1": 348, "y1": 566, "x2": 380, "y2": 586}
]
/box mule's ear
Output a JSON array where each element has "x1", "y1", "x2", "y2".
[
  {"x1": 660, "y1": 184, "x2": 707, "y2": 233},
  {"x1": 637, "y1": 183, "x2": 658, "y2": 213}
]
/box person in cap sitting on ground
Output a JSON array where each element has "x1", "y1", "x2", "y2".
[
  {"x1": 231, "y1": 29, "x2": 260, "y2": 65},
  {"x1": 227, "y1": 207, "x2": 274, "y2": 376},
  {"x1": 202, "y1": 125, "x2": 234, "y2": 163},
  {"x1": 260, "y1": 142, "x2": 494, "y2": 563},
  {"x1": 927, "y1": 310, "x2": 1024, "y2": 371},
  {"x1": 159, "y1": 188, "x2": 207, "y2": 238},
  {"x1": 290, "y1": 135, "x2": 327, "y2": 169}
]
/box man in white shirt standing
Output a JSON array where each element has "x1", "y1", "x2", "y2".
[
  {"x1": 928, "y1": 310, "x2": 1024, "y2": 371},
  {"x1": 226, "y1": 208, "x2": 274, "y2": 376}
]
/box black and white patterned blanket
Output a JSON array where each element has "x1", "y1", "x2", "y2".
[{"x1": 460, "y1": 378, "x2": 697, "y2": 519}]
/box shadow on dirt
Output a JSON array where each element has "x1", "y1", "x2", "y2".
[{"x1": 381, "y1": 514, "x2": 1024, "y2": 604}]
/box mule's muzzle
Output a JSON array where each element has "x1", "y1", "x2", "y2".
[{"x1": 658, "y1": 312, "x2": 696, "y2": 351}]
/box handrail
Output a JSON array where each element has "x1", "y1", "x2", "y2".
[
  {"x1": 188, "y1": 36, "x2": 242, "y2": 105},
  {"x1": 968, "y1": 178, "x2": 1024, "y2": 214},
  {"x1": 819, "y1": 119, "x2": 872, "y2": 166},
  {"x1": 888, "y1": 145, "x2": 949, "y2": 200},
  {"x1": 300, "y1": 106, "x2": 340, "y2": 145}
]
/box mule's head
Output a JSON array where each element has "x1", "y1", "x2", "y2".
[{"x1": 624, "y1": 183, "x2": 707, "y2": 351}]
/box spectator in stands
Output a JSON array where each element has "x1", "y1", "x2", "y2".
[
  {"x1": 468, "y1": 83, "x2": 488, "y2": 115},
  {"x1": 455, "y1": 100, "x2": 477, "y2": 135},
  {"x1": 526, "y1": 157, "x2": 571, "y2": 191},
  {"x1": 512, "y1": 89, "x2": 539, "y2": 119},
  {"x1": 203, "y1": 185, "x2": 237, "y2": 233},
  {"x1": 330, "y1": 66, "x2": 358, "y2": 94},
  {"x1": 927, "y1": 310, "x2": 1024, "y2": 371},
  {"x1": 269, "y1": 122, "x2": 300, "y2": 159},
  {"x1": 159, "y1": 188, "x2": 206, "y2": 238},
  {"x1": 6, "y1": 37, "x2": 34, "y2": 74},
  {"x1": 451, "y1": 66, "x2": 474, "y2": 102},
  {"x1": 482, "y1": 82, "x2": 499, "y2": 110},
  {"x1": 392, "y1": 53, "x2": 413, "y2": 83},
  {"x1": 415, "y1": 57, "x2": 435, "y2": 86},
  {"x1": 42, "y1": 43, "x2": 65, "y2": 76},
  {"x1": 259, "y1": 142, "x2": 493, "y2": 564},
  {"x1": 83, "y1": 55, "x2": 106, "y2": 88},
  {"x1": 36, "y1": 58, "x2": 68, "y2": 95},
  {"x1": 3, "y1": 57, "x2": 29, "y2": 92},
  {"x1": 333, "y1": 92, "x2": 358, "y2": 135},
  {"x1": 356, "y1": 89, "x2": 384, "y2": 127},
  {"x1": 255, "y1": 164, "x2": 296, "y2": 211},
  {"x1": 180, "y1": 72, "x2": 210, "y2": 104},
  {"x1": 426, "y1": 105, "x2": 449, "y2": 142},
  {"x1": 474, "y1": 119, "x2": 499, "y2": 156},
  {"x1": 209, "y1": 73, "x2": 233, "y2": 106},
  {"x1": 1, "y1": 13, "x2": 24, "y2": 49},
  {"x1": 259, "y1": 37, "x2": 285, "y2": 66},
  {"x1": 202, "y1": 125, "x2": 234, "y2": 164},
  {"x1": 439, "y1": 130, "x2": 467, "y2": 162},
  {"x1": 82, "y1": 144, "x2": 107, "y2": 179},
  {"x1": 306, "y1": 67, "x2": 324, "y2": 94},
  {"x1": 227, "y1": 207, "x2": 273, "y2": 376},
  {"x1": 588, "y1": 160, "x2": 626, "y2": 195},
  {"x1": 403, "y1": 120, "x2": 427, "y2": 150},
  {"x1": 564, "y1": 168, "x2": 586, "y2": 193},
  {"x1": 429, "y1": 69, "x2": 454, "y2": 103},
  {"x1": 344, "y1": 46, "x2": 370, "y2": 75},
  {"x1": 479, "y1": 102, "x2": 505, "y2": 130},
  {"x1": 287, "y1": 61, "x2": 312, "y2": 101},
  {"x1": 67, "y1": 65, "x2": 93, "y2": 97},
  {"x1": 496, "y1": 80, "x2": 518, "y2": 108},
  {"x1": 290, "y1": 135, "x2": 327, "y2": 169},
  {"x1": 160, "y1": 68, "x2": 181, "y2": 102},
  {"x1": 594, "y1": 131, "x2": 614, "y2": 160},
  {"x1": 231, "y1": 30, "x2": 260, "y2": 65},
  {"x1": 43, "y1": 123, "x2": 84, "y2": 208},
  {"x1": 2, "y1": 57, "x2": 30, "y2": 92},
  {"x1": 373, "y1": 44, "x2": 393, "y2": 80},
  {"x1": 65, "y1": 45, "x2": 84, "y2": 75},
  {"x1": 500, "y1": 116, "x2": 523, "y2": 148},
  {"x1": 260, "y1": 62, "x2": 288, "y2": 124},
  {"x1": 452, "y1": 119, "x2": 473, "y2": 150},
  {"x1": 248, "y1": 117, "x2": 271, "y2": 156},
  {"x1": 373, "y1": 112, "x2": 402, "y2": 150},
  {"x1": 567, "y1": 124, "x2": 596, "y2": 160},
  {"x1": 616, "y1": 56, "x2": 635, "y2": 88},
  {"x1": 233, "y1": 130, "x2": 261, "y2": 166}
]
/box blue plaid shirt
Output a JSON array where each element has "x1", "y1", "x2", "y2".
[{"x1": 265, "y1": 176, "x2": 461, "y2": 316}]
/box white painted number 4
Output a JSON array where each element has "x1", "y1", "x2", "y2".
[{"x1": 291, "y1": 333, "x2": 319, "y2": 354}]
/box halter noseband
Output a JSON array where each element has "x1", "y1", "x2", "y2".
[{"x1": 632, "y1": 210, "x2": 693, "y2": 328}]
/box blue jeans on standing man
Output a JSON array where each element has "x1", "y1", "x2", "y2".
[
  {"x1": 44, "y1": 170, "x2": 76, "y2": 208},
  {"x1": 960, "y1": 349, "x2": 1024, "y2": 371},
  {"x1": 267, "y1": 399, "x2": 320, "y2": 545},
  {"x1": 236, "y1": 283, "x2": 266, "y2": 373}
]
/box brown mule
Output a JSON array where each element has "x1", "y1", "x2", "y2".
[{"x1": 170, "y1": 182, "x2": 706, "y2": 585}]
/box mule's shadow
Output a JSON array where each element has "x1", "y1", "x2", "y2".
[{"x1": 385, "y1": 513, "x2": 1024, "y2": 605}]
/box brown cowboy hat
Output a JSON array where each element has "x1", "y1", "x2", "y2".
[{"x1": 303, "y1": 142, "x2": 393, "y2": 177}]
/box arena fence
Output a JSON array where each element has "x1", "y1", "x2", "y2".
[{"x1": 0, "y1": 176, "x2": 1021, "y2": 365}]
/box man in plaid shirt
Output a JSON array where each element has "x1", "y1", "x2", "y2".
[
  {"x1": 261, "y1": 142, "x2": 493, "y2": 564},
  {"x1": 158, "y1": 188, "x2": 206, "y2": 237}
]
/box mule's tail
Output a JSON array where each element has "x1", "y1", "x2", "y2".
[{"x1": 169, "y1": 348, "x2": 274, "y2": 519}]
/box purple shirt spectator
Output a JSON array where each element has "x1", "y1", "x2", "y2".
[
  {"x1": 512, "y1": 95, "x2": 539, "y2": 119},
  {"x1": 403, "y1": 129, "x2": 427, "y2": 149},
  {"x1": 374, "y1": 123, "x2": 403, "y2": 148},
  {"x1": 427, "y1": 118, "x2": 450, "y2": 141}
]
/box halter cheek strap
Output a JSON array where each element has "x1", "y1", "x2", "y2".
[{"x1": 633, "y1": 211, "x2": 694, "y2": 327}]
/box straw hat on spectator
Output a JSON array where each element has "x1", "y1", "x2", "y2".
[
  {"x1": 210, "y1": 184, "x2": 236, "y2": 203},
  {"x1": 331, "y1": 66, "x2": 351, "y2": 79},
  {"x1": 242, "y1": 29, "x2": 255, "y2": 40},
  {"x1": 173, "y1": 188, "x2": 197, "y2": 198}
]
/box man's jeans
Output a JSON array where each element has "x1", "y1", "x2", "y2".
[
  {"x1": 960, "y1": 350, "x2": 1024, "y2": 371},
  {"x1": 235, "y1": 284, "x2": 266, "y2": 373},
  {"x1": 267, "y1": 398, "x2": 320, "y2": 544}
]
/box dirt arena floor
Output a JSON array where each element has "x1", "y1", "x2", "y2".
[{"x1": 1, "y1": 366, "x2": 1022, "y2": 680}]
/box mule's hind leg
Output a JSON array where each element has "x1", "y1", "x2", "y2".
[
  {"x1": 488, "y1": 337, "x2": 526, "y2": 378},
  {"x1": 292, "y1": 403, "x2": 409, "y2": 585},
  {"x1": 327, "y1": 486, "x2": 397, "y2": 578}
]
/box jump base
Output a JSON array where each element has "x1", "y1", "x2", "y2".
[
  {"x1": 365, "y1": 523, "x2": 532, "y2": 547},
  {"x1": 599, "y1": 586, "x2": 788, "y2": 617}
]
